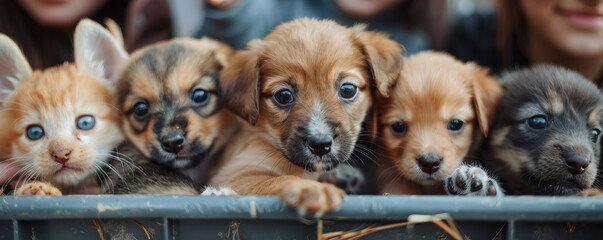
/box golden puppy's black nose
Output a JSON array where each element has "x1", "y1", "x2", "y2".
[
  {"x1": 308, "y1": 135, "x2": 332, "y2": 156},
  {"x1": 563, "y1": 153, "x2": 589, "y2": 175},
  {"x1": 417, "y1": 153, "x2": 442, "y2": 174},
  {"x1": 161, "y1": 132, "x2": 186, "y2": 154}
]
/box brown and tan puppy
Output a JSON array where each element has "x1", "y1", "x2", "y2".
[
  {"x1": 376, "y1": 51, "x2": 503, "y2": 195},
  {"x1": 113, "y1": 37, "x2": 240, "y2": 194},
  {"x1": 211, "y1": 18, "x2": 403, "y2": 214}
]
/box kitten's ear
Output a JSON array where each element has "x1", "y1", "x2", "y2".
[
  {"x1": 74, "y1": 18, "x2": 128, "y2": 84},
  {"x1": 0, "y1": 34, "x2": 32, "y2": 100},
  {"x1": 470, "y1": 64, "x2": 502, "y2": 137}
]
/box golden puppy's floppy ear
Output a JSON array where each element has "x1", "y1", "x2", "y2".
[
  {"x1": 0, "y1": 34, "x2": 32, "y2": 100},
  {"x1": 470, "y1": 64, "x2": 502, "y2": 137},
  {"x1": 219, "y1": 48, "x2": 261, "y2": 125},
  {"x1": 356, "y1": 28, "x2": 404, "y2": 98}
]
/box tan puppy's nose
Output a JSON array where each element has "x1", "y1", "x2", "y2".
[
  {"x1": 51, "y1": 149, "x2": 72, "y2": 164},
  {"x1": 416, "y1": 152, "x2": 442, "y2": 174},
  {"x1": 307, "y1": 135, "x2": 332, "y2": 156}
]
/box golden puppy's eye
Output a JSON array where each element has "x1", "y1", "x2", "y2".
[
  {"x1": 391, "y1": 121, "x2": 407, "y2": 135},
  {"x1": 273, "y1": 89, "x2": 295, "y2": 108},
  {"x1": 447, "y1": 119, "x2": 464, "y2": 133},
  {"x1": 339, "y1": 84, "x2": 358, "y2": 101}
]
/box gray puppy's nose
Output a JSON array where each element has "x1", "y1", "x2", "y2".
[
  {"x1": 563, "y1": 152, "x2": 589, "y2": 175},
  {"x1": 417, "y1": 152, "x2": 442, "y2": 174},
  {"x1": 307, "y1": 135, "x2": 332, "y2": 156}
]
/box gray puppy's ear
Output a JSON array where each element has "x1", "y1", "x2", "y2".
[
  {"x1": 0, "y1": 34, "x2": 32, "y2": 100},
  {"x1": 74, "y1": 18, "x2": 128, "y2": 84}
]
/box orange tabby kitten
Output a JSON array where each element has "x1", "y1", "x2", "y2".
[{"x1": 0, "y1": 19, "x2": 128, "y2": 195}]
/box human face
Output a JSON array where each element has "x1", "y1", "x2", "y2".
[
  {"x1": 336, "y1": 0, "x2": 405, "y2": 19},
  {"x1": 19, "y1": 0, "x2": 108, "y2": 28},
  {"x1": 520, "y1": 0, "x2": 603, "y2": 58}
]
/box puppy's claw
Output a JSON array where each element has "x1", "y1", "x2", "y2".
[
  {"x1": 16, "y1": 182, "x2": 62, "y2": 196},
  {"x1": 200, "y1": 186, "x2": 238, "y2": 196},
  {"x1": 445, "y1": 165, "x2": 503, "y2": 196}
]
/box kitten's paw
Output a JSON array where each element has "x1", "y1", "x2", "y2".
[
  {"x1": 16, "y1": 182, "x2": 62, "y2": 196},
  {"x1": 201, "y1": 186, "x2": 238, "y2": 196},
  {"x1": 445, "y1": 165, "x2": 503, "y2": 196},
  {"x1": 281, "y1": 180, "x2": 344, "y2": 217},
  {"x1": 318, "y1": 164, "x2": 365, "y2": 194},
  {"x1": 575, "y1": 188, "x2": 603, "y2": 197}
]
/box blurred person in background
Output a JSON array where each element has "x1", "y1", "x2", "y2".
[
  {"x1": 199, "y1": 0, "x2": 451, "y2": 53},
  {"x1": 0, "y1": 0, "x2": 173, "y2": 69},
  {"x1": 447, "y1": 0, "x2": 603, "y2": 84}
]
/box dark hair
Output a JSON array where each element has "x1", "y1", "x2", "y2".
[
  {"x1": 400, "y1": 0, "x2": 452, "y2": 49},
  {"x1": 495, "y1": 0, "x2": 527, "y2": 68}
]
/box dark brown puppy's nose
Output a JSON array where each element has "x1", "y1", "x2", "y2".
[
  {"x1": 307, "y1": 135, "x2": 332, "y2": 156},
  {"x1": 563, "y1": 153, "x2": 589, "y2": 175},
  {"x1": 51, "y1": 149, "x2": 72, "y2": 164},
  {"x1": 161, "y1": 132, "x2": 186, "y2": 154},
  {"x1": 417, "y1": 152, "x2": 442, "y2": 174}
]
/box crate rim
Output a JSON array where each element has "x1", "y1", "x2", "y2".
[{"x1": 2, "y1": 195, "x2": 602, "y2": 222}]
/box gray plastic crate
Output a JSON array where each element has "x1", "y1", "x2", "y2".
[{"x1": 1, "y1": 195, "x2": 603, "y2": 240}]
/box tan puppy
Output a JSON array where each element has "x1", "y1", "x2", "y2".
[
  {"x1": 376, "y1": 51, "x2": 502, "y2": 195},
  {"x1": 211, "y1": 18, "x2": 403, "y2": 214}
]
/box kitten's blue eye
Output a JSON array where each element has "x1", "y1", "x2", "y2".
[
  {"x1": 133, "y1": 101, "x2": 149, "y2": 120},
  {"x1": 448, "y1": 119, "x2": 464, "y2": 133},
  {"x1": 273, "y1": 89, "x2": 295, "y2": 108},
  {"x1": 26, "y1": 125, "x2": 44, "y2": 140},
  {"x1": 339, "y1": 84, "x2": 358, "y2": 101},
  {"x1": 391, "y1": 121, "x2": 407, "y2": 135},
  {"x1": 191, "y1": 89, "x2": 210, "y2": 107},
  {"x1": 527, "y1": 115, "x2": 547, "y2": 130},
  {"x1": 77, "y1": 115, "x2": 95, "y2": 130}
]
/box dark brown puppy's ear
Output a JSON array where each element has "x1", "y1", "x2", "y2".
[
  {"x1": 470, "y1": 64, "x2": 502, "y2": 137},
  {"x1": 357, "y1": 29, "x2": 404, "y2": 98},
  {"x1": 219, "y1": 49, "x2": 261, "y2": 125}
]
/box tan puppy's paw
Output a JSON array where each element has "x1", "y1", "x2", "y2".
[
  {"x1": 201, "y1": 186, "x2": 238, "y2": 196},
  {"x1": 16, "y1": 182, "x2": 62, "y2": 196},
  {"x1": 575, "y1": 188, "x2": 603, "y2": 197},
  {"x1": 281, "y1": 180, "x2": 345, "y2": 216}
]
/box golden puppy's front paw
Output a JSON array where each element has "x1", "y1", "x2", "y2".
[
  {"x1": 281, "y1": 180, "x2": 344, "y2": 216},
  {"x1": 16, "y1": 182, "x2": 63, "y2": 196}
]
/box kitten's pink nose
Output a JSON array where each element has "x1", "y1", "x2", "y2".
[{"x1": 51, "y1": 149, "x2": 72, "y2": 164}]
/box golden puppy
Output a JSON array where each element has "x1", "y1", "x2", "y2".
[
  {"x1": 376, "y1": 51, "x2": 502, "y2": 195},
  {"x1": 211, "y1": 18, "x2": 403, "y2": 214}
]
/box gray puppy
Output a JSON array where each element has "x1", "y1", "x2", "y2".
[{"x1": 449, "y1": 65, "x2": 603, "y2": 196}]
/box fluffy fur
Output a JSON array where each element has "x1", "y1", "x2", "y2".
[
  {"x1": 0, "y1": 19, "x2": 125, "y2": 194},
  {"x1": 210, "y1": 18, "x2": 403, "y2": 214},
  {"x1": 483, "y1": 65, "x2": 603, "y2": 195},
  {"x1": 376, "y1": 51, "x2": 503, "y2": 195}
]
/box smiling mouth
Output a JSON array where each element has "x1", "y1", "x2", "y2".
[{"x1": 557, "y1": 8, "x2": 603, "y2": 30}]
